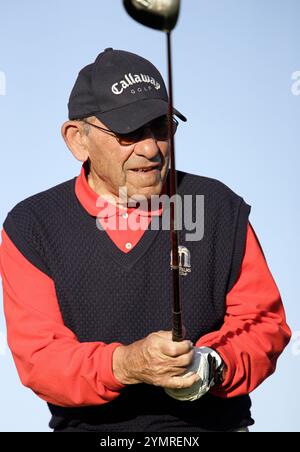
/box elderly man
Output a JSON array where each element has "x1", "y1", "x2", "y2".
[{"x1": 0, "y1": 48, "x2": 291, "y2": 432}]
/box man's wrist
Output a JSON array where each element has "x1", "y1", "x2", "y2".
[
  {"x1": 112, "y1": 345, "x2": 128, "y2": 384},
  {"x1": 112, "y1": 344, "x2": 139, "y2": 385}
]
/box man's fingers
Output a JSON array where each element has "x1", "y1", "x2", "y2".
[
  {"x1": 160, "y1": 339, "x2": 193, "y2": 357},
  {"x1": 174, "y1": 349, "x2": 194, "y2": 367},
  {"x1": 164, "y1": 372, "x2": 200, "y2": 390}
]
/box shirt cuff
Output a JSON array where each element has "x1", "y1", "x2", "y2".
[{"x1": 99, "y1": 342, "x2": 126, "y2": 392}]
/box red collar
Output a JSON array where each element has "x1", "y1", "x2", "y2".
[{"x1": 75, "y1": 162, "x2": 165, "y2": 218}]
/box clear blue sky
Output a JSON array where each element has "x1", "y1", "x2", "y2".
[{"x1": 0, "y1": 0, "x2": 299, "y2": 432}]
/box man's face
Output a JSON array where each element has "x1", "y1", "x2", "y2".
[{"x1": 83, "y1": 116, "x2": 170, "y2": 203}]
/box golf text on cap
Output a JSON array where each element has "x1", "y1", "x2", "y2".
[{"x1": 112, "y1": 73, "x2": 161, "y2": 95}]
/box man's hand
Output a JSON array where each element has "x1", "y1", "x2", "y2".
[
  {"x1": 112, "y1": 331, "x2": 200, "y2": 389},
  {"x1": 165, "y1": 347, "x2": 224, "y2": 402}
]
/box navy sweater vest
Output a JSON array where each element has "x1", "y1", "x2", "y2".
[{"x1": 4, "y1": 170, "x2": 253, "y2": 432}]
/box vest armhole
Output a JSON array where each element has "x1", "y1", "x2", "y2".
[
  {"x1": 227, "y1": 199, "x2": 251, "y2": 293},
  {"x1": 3, "y1": 212, "x2": 51, "y2": 278}
]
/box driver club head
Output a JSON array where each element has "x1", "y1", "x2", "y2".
[{"x1": 123, "y1": 0, "x2": 180, "y2": 32}]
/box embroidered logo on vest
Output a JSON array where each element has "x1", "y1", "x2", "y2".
[{"x1": 170, "y1": 246, "x2": 192, "y2": 277}]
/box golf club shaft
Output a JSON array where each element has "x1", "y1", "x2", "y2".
[{"x1": 167, "y1": 31, "x2": 184, "y2": 342}]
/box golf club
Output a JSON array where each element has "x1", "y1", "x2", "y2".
[
  {"x1": 123, "y1": 0, "x2": 180, "y2": 32},
  {"x1": 123, "y1": 0, "x2": 184, "y2": 342}
]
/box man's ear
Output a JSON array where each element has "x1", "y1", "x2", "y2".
[{"x1": 61, "y1": 121, "x2": 89, "y2": 162}]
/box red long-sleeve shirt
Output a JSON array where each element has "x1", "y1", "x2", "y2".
[{"x1": 0, "y1": 166, "x2": 291, "y2": 407}]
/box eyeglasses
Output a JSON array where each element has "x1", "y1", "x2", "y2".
[{"x1": 79, "y1": 116, "x2": 179, "y2": 146}]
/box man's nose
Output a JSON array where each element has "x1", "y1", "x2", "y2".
[{"x1": 134, "y1": 135, "x2": 160, "y2": 159}]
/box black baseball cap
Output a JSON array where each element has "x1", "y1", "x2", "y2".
[{"x1": 68, "y1": 48, "x2": 187, "y2": 133}]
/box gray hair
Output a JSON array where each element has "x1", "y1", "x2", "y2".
[{"x1": 74, "y1": 118, "x2": 91, "y2": 136}]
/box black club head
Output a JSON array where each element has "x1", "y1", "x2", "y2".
[{"x1": 123, "y1": 0, "x2": 180, "y2": 32}]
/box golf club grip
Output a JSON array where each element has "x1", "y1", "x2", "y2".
[{"x1": 172, "y1": 311, "x2": 184, "y2": 342}]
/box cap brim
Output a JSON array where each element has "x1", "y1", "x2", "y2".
[{"x1": 94, "y1": 98, "x2": 187, "y2": 133}]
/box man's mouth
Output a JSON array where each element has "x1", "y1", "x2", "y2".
[
  {"x1": 131, "y1": 168, "x2": 160, "y2": 173},
  {"x1": 130, "y1": 164, "x2": 161, "y2": 173}
]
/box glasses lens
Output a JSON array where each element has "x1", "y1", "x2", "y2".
[
  {"x1": 117, "y1": 117, "x2": 178, "y2": 145},
  {"x1": 151, "y1": 117, "x2": 178, "y2": 140},
  {"x1": 117, "y1": 130, "x2": 143, "y2": 145}
]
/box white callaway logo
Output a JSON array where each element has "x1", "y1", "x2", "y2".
[{"x1": 112, "y1": 73, "x2": 161, "y2": 95}]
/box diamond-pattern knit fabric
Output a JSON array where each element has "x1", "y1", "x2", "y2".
[{"x1": 3, "y1": 170, "x2": 252, "y2": 432}]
